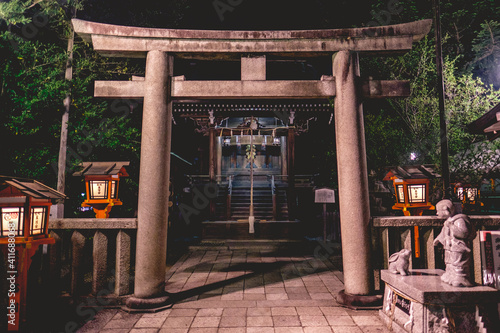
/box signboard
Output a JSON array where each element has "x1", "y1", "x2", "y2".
[
  {"x1": 480, "y1": 231, "x2": 500, "y2": 289},
  {"x1": 395, "y1": 294, "x2": 411, "y2": 315},
  {"x1": 315, "y1": 188, "x2": 335, "y2": 204}
]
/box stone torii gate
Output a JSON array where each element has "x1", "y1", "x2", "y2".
[{"x1": 72, "y1": 18, "x2": 432, "y2": 309}]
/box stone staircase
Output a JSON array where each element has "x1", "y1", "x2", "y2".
[
  {"x1": 203, "y1": 174, "x2": 298, "y2": 240},
  {"x1": 229, "y1": 175, "x2": 288, "y2": 221}
]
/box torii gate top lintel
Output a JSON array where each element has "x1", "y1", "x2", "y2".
[{"x1": 72, "y1": 18, "x2": 432, "y2": 59}]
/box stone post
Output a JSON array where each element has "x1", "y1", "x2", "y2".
[
  {"x1": 92, "y1": 230, "x2": 108, "y2": 294},
  {"x1": 287, "y1": 128, "x2": 295, "y2": 219},
  {"x1": 333, "y1": 51, "x2": 374, "y2": 298},
  {"x1": 209, "y1": 126, "x2": 216, "y2": 219},
  {"x1": 71, "y1": 230, "x2": 86, "y2": 297},
  {"x1": 115, "y1": 230, "x2": 131, "y2": 296},
  {"x1": 127, "y1": 51, "x2": 173, "y2": 308}
]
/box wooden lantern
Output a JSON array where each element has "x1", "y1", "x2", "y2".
[
  {"x1": 454, "y1": 182, "x2": 482, "y2": 212},
  {"x1": 73, "y1": 162, "x2": 129, "y2": 218},
  {"x1": 0, "y1": 176, "x2": 66, "y2": 330},
  {"x1": 384, "y1": 165, "x2": 440, "y2": 216},
  {"x1": 384, "y1": 165, "x2": 440, "y2": 258}
]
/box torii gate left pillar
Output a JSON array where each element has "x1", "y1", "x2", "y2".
[{"x1": 126, "y1": 51, "x2": 173, "y2": 308}]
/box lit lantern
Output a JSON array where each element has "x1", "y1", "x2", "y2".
[
  {"x1": 384, "y1": 165, "x2": 440, "y2": 258},
  {"x1": 0, "y1": 176, "x2": 66, "y2": 330},
  {"x1": 73, "y1": 161, "x2": 129, "y2": 218},
  {"x1": 453, "y1": 182, "x2": 482, "y2": 212},
  {"x1": 384, "y1": 165, "x2": 440, "y2": 216}
]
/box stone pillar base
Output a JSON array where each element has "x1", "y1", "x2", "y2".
[
  {"x1": 124, "y1": 293, "x2": 172, "y2": 312},
  {"x1": 336, "y1": 290, "x2": 383, "y2": 310}
]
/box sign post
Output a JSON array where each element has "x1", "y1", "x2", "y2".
[{"x1": 315, "y1": 188, "x2": 336, "y2": 242}]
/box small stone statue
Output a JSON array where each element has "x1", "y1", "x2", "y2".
[
  {"x1": 388, "y1": 249, "x2": 411, "y2": 275},
  {"x1": 434, "y1": 199, "x2": 476, "y2": 287},
  {"x1": 433, "y1": 199, "x2": 455, "y2": 282}
]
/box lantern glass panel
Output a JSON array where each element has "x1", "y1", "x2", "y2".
[
  {"x1": 1, "y1": 207, "x2": 24, "y2": 237},
  {"x1": 408, "y1": 184, "x2": 426, "y2": 203},
  {"x1": 465, "y1": 188, "x2": 477, "y2": 202},
  {"x1": 30, "y1": 207, "x2": 46, "y2": 235},
  {"x1": 110, "y1": 180, "x2": 118, "y2": 199},
  {"x1": 396, "y1": 185, "x2": 405, "y2": 203},
  {"x1": 456, "y1": 187, "x2": 464, "y2": 201},
  {"x1": 90, "y1": 180, "x2": 108, "y2": 199}
]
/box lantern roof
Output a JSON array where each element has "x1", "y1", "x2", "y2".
[
  {"x1": 383, "y1": 165, "x2": 440, "y2": 181},
  {"x1": 0, "y1": 176, "x2": 67, "y2": 200},
  {"x1": 73, "y1": 161, "x2": 130, "y2": 177}
]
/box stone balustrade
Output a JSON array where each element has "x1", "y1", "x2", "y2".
[
  {"x1": 372, "y1": 215, "x2": 500, "y2": 287},
  {"x1": 48, "y1": 218, "x2": 137, "y2": 297}
]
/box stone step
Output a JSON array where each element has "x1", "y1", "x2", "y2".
[{"x1": 201, "y1": 220, "x2": 303, "y2": 240}]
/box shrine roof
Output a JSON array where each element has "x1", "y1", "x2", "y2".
[
  {"x1": 468, "y1": 102, "x2": 500, "y2": 141},
  {"x1": 173, "y1": 100, "x2": 332, "y2": 115}
]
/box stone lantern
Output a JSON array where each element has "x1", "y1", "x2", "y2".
[
  {"x1": 73, "y1": 161, "x2": 129, "y2": 218},
  {"x1": 0, "y1": 176, "x2": 66, "y2": 330}
]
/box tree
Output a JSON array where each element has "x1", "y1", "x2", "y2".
[
  {"x1": 0, "y1": 1, "x2": 143, "y2": 217},
  {"x1": 469, "y1": 20, "x2": 500, "y2": 88},
  {"x1": 362, "y1": 31, "x2": 500, "y2": 185}
]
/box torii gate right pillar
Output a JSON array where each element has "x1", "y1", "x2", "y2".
[{"x1": 333, "y1": 51, "x2": 375, "y2": 301}]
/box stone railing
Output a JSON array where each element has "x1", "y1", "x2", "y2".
[
  {"x1": 48, "y1": 218, "x2": 137, "y2": 298},
  {"x1": 372, "y1": 215, "x2": 500, "y2": 287}
]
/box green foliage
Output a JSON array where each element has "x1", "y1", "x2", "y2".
[
  {"x1": 0, "y1": 1, "x2": 142, "y2": 217},
  {"x1": 362, "y1": 31, "x2": 500, "y2": 185},
  {"x1": 0, "y1": 0, "x2": 32, "y2": 25},
  {"x1": 0, "y1": 33, "x2": 66, "y2": 181},
  {"x1": 444, "y1": 59, "x2": 500, "y2": 181}
]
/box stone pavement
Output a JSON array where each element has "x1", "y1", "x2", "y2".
[{"x1": 78, "y1": 244, "x2": 388, "y2": 333}]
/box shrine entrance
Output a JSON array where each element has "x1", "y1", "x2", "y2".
[{"x1": 72, "y1": 18, "x2": 432, "y2": 309}]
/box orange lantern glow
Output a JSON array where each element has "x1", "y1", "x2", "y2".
[
  {"x1": 73, "y1": 162, "x2": 129, "y2": 218},
  {"x1": 0, "y1": 176, "x2": 66, "y2": 330},
  {"x1": 384, "y1": 165, "x2": 440, "y2": 258}
]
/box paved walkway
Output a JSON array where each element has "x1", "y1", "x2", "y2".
[{"x1": 78, "y1": 244, "x2": 388, "y2": 333}]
